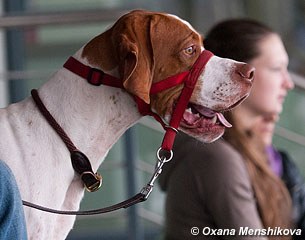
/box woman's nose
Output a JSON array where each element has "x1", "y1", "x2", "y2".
[{"x1": 283, "y1": 71, "x2": 294, "y2": 90}]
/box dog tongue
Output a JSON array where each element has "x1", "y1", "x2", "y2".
[
  {"x1": 216, "y1": 112, "x2": 232, "y2": 128},
  {"x1": 192, "y1": 105, "x2": 232, "y2": 128}
]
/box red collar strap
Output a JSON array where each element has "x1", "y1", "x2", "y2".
[{"x1": 63, "y1": 50, "x2": 213, "y2": 151}]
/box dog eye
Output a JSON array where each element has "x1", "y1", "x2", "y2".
[{"x1": 184, "y1": 46, "x2": 196, "y2": 55}]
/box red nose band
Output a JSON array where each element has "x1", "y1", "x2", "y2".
[{"x1": 159, "y1": 50, "x2": 214, "y2": 151}]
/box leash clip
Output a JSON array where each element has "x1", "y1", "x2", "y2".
[
  {"x1": 141, "y1": 148, "x2": 173, "y2": 200},
  {"x1": 140, "y1": 185, "x2": 154, "y2": 200}
]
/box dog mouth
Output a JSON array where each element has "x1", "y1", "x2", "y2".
[
  {"x1": 180, "y1": 103, "x2": 232, "y2": 130},
  {"x1": 179, "y1": 93, "x2": 249, "y2": 131}
]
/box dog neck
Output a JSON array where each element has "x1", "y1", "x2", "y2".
[{"x1": 37, "y1": 50, "x2": 142, "y2": 170}]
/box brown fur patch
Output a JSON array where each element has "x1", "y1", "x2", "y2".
[{"x1": 82, "y1": 10, "x2": 203, "y2": 107}]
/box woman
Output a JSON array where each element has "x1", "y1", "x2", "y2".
[{"x1": 159, "y1": 19, "x2": 300, "y2": 240}]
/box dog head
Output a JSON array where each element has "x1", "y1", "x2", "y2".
[{"x1": 82, "y1": 10, "x2": 254, "y2": 143}]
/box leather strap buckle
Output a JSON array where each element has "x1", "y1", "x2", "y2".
[
  {"x1": 80, "y1": 171, "x2": 103, "y2": 192},
  {"x1": 87, "y1": 67, "x2": 105, "y2": 86},
  {"x1": 70, "y1": 151, "x2": 103, "y2": 192}
]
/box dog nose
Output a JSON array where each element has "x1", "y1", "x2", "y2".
[{"x1": 236, "y1": 64, "x2": 255, "y2": 83}]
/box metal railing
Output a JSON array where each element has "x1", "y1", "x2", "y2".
[{"x1": 0, "y1": 9, "x2": 129, "y2": 28}]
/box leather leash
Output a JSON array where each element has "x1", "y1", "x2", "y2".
[{"x1": 22, "y1": 50, "x2": 213, "y2": 215}]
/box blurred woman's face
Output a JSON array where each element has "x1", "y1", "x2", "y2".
[{"x1": 243, "y1": 33, "x2": 294, "y2": 117}]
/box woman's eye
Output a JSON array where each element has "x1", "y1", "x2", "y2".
[
  {"x1": 184, "y1": 46, "x2": 196, "y2": 55},
  {"x1": 269, "y1": 66, "x2": 282, "y2": 72}
]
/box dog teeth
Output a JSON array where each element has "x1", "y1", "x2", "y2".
[
  {"x1": 195, "y1": 113, "x2": 200, "y2": 118},
  {"x1": 211, "y1": 115, "x2": 217, "y2": 124},
  {"x1": 186, "y1": 108, "x2": 192, "y2": 113}
]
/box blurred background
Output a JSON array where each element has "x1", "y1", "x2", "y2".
[{"x1": 0, "y1": 0, "x2": 304, "y2": 239}]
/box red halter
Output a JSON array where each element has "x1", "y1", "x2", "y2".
[{"x1": 63, "y1": 50, "x2": 213, "y2": 152}]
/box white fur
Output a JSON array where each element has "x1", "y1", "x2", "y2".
[
  {"x1": 167, "y1": 13, "x2": 197, "y2": 32},
  {"x1": 192, "y1": 56, "x2": 251, "y2": 110},
  {"x1": 0, "y1": 55, "x2": 142, "y2": 238}
]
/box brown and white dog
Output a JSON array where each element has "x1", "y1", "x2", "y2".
[{"x1": 0, "y1": 10, "x2": 254, "y2": 239}]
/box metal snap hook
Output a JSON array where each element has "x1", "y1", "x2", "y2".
[{"x1": 156, "y1": 147, "x2": 173, "y2": 163}]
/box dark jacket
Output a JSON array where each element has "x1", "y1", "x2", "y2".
[{"x1": 280, "y1": 151, "x2": 305, "y2": 239}]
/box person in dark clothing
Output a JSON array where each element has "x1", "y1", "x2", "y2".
[{"x1": 159, "y1": 19, "x2": 305, "y2": 240}]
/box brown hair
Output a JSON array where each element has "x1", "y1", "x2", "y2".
[{"x1": 204, "y1": 19, "x2": 292, "y2": 238}]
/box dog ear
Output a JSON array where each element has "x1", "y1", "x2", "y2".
[
  {"x1": 83, "y1": 10, "x2": 155, "y2": 104},
  {"x1": 119, "y1": 33, "x2": 154, "y2": 104},
  {"x1": 82, "y1": 29, "x2": 118, "y2": 71}
]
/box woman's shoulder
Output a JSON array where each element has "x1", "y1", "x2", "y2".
[
  {"x1": 200, "y1": 138, "x2": 240, "y2": 158},
  {"x1": 173, "y1": 135, "x2": 251, "y2": 191},
  {"x1": 169, "y1": 135, "x2": 249, "y2": 191},
  {"x1": 159, "y1": 134, "x2": 249, "y2": 191},
  {"x1": 184, "y1": 139, "x2": 255, "y2": 211},
  {"x1": 175, "y1": 135, "x2": 245, "y2": 171}
]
